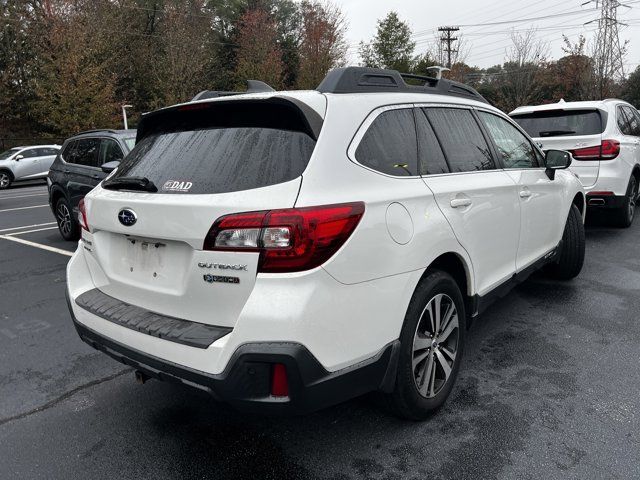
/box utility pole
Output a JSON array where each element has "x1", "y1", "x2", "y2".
[
  {"x1": 438, "y1": 26, "x2": 460, "y2": 69},
  {"x1": 587, "y1": 0, "x2": 628, "y2": 98}
]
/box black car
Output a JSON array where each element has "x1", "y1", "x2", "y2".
[{"x1": 48, "y1": 129, "x2": 136, "y2": 240}]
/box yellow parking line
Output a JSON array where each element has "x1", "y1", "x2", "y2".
[{"x1": 0, "y1": 234, "x2": 73, "y2": 257}]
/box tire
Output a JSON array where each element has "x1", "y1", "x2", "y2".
[
  {"x1": 612, "y1": 175, "x2": 638, "y2": 228},
  {"x1": 0, "y1": 170, "x2": 12, "y2": 189},
  {"x1": 388, "y1": 270, "x2": 466, "y2": 420},
  {"x1": 55, "y1": 197, "x2": 80, "y2": 241},
  {"x1": 547, "y1": 204, "x2": 585, "y2": 280}
]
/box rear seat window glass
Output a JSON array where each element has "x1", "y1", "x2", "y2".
[
  {"x1": 65, "y1": 138, "x2": 100, "y2": 167},
  {"x1": 414, "y1": 109, "x2": 449, "y2": 175},
  {"x1": 424, "y1": 108, "x2": 495, "y2": 172},
  {"x1": 115, "y1": 127, "x2": 315, "y2": 195},
  {"x1": 512, "y1": 110, "x2": 604, "y2": 137},
  {"x1": 355, "y1": 108, "x2": 418, "y2": 176}
]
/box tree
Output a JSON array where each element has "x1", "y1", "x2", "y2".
[
  {"x1": 494, "y1": 29, "x2": 548, "y2": 111},
  {"x1": 31, "y1": 8, "x2": 119, "y2": 135},
  {"x1": 359, "y1": 11, "x2": 415, "y2": 72},
  {"x1": 234, "y1": 7, "x2": 284, "y2": 89},
  {"x1": 296, "y1": 1, "x2": 347, "y2": 89},
  {"x1": 622, "y1": 66, "x2": 640, "y2": 108}
]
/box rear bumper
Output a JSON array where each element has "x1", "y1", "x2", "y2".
[{"x1": 69, "y1": 290, "x2": 399, "y2": 414}]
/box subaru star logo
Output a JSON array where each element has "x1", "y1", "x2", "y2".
[{"x1": 118, "y1": 208, "x2": 137, "y2": 227}]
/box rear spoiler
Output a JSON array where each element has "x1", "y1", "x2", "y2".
[
  {"x1": 136, "y1": 96, "x2": 324, "y2": 143},
  {"x1": 191, "y1": 80, "x2": 275, "y2": 101}
]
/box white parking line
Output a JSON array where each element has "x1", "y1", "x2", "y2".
[
  {"x1": 0, "y1": 204, "x2": 49, "y2": 213},
  {"x1": 0, "y1": 193, "x2": 48, "y2": 200},
  {"x1": 0, "y1": 222, "x2": 56, "y2": 233},
  {"x1": 0, "y1": 235, "x2": 73, "y2": 257},
  {"x1": 8, "y1": 226, "x2": 59, "y2": 236}
]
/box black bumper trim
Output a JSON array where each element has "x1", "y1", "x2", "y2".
[
  {"x1": 586, "y1": 194, "x2": 626, "y2": 209},
  {"x1": 75, "y1": 288, "x2": 232, "y2": 349},
  {"x1": 68, "y1": 290, "x2": 400, "y2": 414}
]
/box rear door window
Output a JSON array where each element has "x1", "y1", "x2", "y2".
[
  {"x1": 414, "y1": 109, "x2": 449, "y2": 175},
  {"x1": 511, "y1": 110, "x2": 604, "y2": 138},
  {"x1": 424, "y1": 108, "x2": 495, "y2": 172},
  {"x1": 66, "y1": 138, "x2": 100, "y2": 167},
  {"x1": 355, "y1": 108, "x2": 418, "y2": 176}
]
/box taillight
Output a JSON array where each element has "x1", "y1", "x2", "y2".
[
  {"x1": 270, "y1": 363, "x2": 289, "y2": 397},
  {"x1": 204, "y1": 202, "x2": 365, "y2": 273},
  {"x1": 570, "y1": 139, "x2": 620, "y2": 160},
  {"x1": 78, "y1": 199, "x2": 89, "y2": 231}
]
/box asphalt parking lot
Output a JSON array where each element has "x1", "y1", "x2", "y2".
[{"x1": 1, "y1": 183, "x2": 639, "y2": 480}]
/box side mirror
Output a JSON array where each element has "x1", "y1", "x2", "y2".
[
  {"x1": 101, "y1": 160, "x2": 120, "y2": 174},
  {"x1": 544, "y1": 150, "x2": 571, "y2": 180},
  {"x1": 14, "y1": 154, "x2": 24, "y2": 161}
]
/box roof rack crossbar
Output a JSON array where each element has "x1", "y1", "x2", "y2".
[{"x1": 316, "y1": 67, "x2": 488, "y2": 104}]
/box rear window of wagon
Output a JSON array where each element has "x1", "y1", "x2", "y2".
[{"x1": 110, "y1": 100, "x2": 319, "y2": 195}]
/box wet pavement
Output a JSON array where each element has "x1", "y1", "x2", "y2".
[{"x1": 1, "y1": 183, "x2": 638, "y2": 479}]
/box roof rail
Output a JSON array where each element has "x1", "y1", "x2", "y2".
[
  {"x1": 75, "y1": 129, "x2": 120, "y2": 135},
  {"x1": 316, "y1": 67, "x2": 488, "y2": 104},
  {"x1": 192, "y1": 80, "x2": 275, "y2": 101}
]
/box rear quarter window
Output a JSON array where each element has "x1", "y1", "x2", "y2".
[{"x1": 354, "y1": 108, "x2": 418, "y2": 176}]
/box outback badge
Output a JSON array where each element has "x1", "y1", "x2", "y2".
[{"x1": 203, "y1": 274, "x2": 240, "y2": 285}]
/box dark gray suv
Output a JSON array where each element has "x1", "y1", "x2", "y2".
[{"x1": 48, "y1": 129, "x2": 136, "y2": 240}]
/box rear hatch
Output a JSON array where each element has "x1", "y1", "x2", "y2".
[
  {"x1": 511, "y1": 108, "x2": 606, "y2": 187},
  {"x1": 82, "y1": 96, "x2": 324, "y2": 328}
]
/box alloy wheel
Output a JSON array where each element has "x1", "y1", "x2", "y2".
[
  {"x1": 412, "y1": 293, "x2": 460, "y2": 398},
  {"x1": 0, "y1": 173, "x2": 10, "y2": 188},
  {"x1": 628, "y1": 178, "x2": 638, "y2": 222},
  {"x1": 57, "y1": 203, "x2": 72, "y2": 236}
]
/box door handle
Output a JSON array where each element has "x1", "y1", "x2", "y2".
[
  {"x1": 90, "y1": 174, "x2": 100, "y2": 179},
  {"x1": 519, "y1": 189, "x2": 532, "y2": 198},
  {"x1": 63, "y1": 169, "x2": 71, "y2": 174},
  {"x1": 450, "y1": 198, "x2": 472, "y2": 208}
]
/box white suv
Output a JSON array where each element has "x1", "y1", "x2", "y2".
[
  {"x1": 511, "y1": 99, "x2": 640, "y2": 227},
  {"x1": 66, "y1": 68, "x2": 585, "y2": 419}
]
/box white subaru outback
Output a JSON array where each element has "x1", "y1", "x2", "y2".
[
  {"x1": 66, "y1": 68, "x2": 586, "y2": 419},
  {"x1": 511, "y1": 99, "x2": 640, "y2": 227}
]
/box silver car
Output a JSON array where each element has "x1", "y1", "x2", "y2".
[{"x1": 0, "y1": 145, "x2": 61, "y2": 189}]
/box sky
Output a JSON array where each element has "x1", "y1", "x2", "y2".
[{"x1": 337, "y1": 0, "x2": 640, "y2": 74}]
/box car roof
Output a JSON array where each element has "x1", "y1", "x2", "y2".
[
  {"x1": 510, "y1": 99, "x2": 629, "y2": 116},
  {"x1": 15, "y1": 145, "x2": 61, "y2": 149},
  {"x1": 69, "y1": 129, "x2": 137, "y2": 140}
]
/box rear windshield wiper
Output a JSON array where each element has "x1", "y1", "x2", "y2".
[
  {"x1": 103, "y1": 176, "x2": 158, "y2": 192},
  {"x1": 538, "y1": 130, "x2": 576, "y2": 137}
]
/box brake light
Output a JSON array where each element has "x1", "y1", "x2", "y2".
[
  {"x1": 570, "y1": 139, "x2": 620, "y2": 160},
  {"x1": 78, "y1": 199, "x2": 89, "y2": 231},
  {"x1": 204, "y1": 202, "x2": 365, "y2": 273}
]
